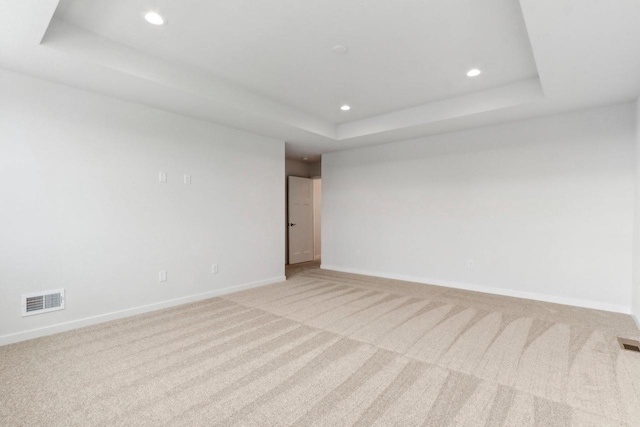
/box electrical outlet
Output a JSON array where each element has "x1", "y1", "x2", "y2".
[
  {"x1": 159, "y1": 271, "x2": 167, "y2": 282},
  {"x1": 184, "y1": 174, "x2": 191, "y2": 184},
  {"x1": 212, "y1": 264, "x2": 218, "y2": 274},
  {"x1": 467, "y1": 260, "x2": 474, "y2": 268},
  {"x1": 159, "y1": 172, "x2": 167, "y2": 183}
]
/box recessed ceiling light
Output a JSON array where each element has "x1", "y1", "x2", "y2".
[
  {"x1": 340, "y1": 105, "x2": 351, "y2": 111},
  {"x1": 302, "y1": 157, "x2": 309, "y2": 161},
  {"x1": 333, "y1": 45, "x2": 348, "y2": 55},
  {"x1": 466, "y1": 68, "x2": 482, "y2": 77},
  {"x1": 144, "y1": 11, "x2": 165, "y2": 25}
]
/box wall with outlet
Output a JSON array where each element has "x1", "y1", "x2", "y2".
[
  {"x1": 0, "y1": 69, "x2": 285, "y2": 344},
  {"x1": 322, "y1": 103, "x2": 636, "y2": 313}
]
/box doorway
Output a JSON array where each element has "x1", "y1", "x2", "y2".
[
  {"x1": 288, "y1": 176, "x2": 314, "y2": 264},
  {"x1": 285, "y1": 159, "x2": 321, "y2": 266}
]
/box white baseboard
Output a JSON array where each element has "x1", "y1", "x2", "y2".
[
  {"x1": 320, "y1": 264, "x2": 631, "y2": 315},
  {"x1": 0, "y1": 275, "x2": 286, "y2": 347}
]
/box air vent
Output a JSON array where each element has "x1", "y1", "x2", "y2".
[
  {"x1": 22, "y1": 289, "x2": 65, "y2": 317},
  {"x1": 617, "y1": 337, "x2": 640, "y2": 352}
]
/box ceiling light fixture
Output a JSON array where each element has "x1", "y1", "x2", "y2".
[
  {"x1": 302, "y1": 157, "x2": 309, "y2": 161},
  {"x1": 466, "y1": 68, "x2": 482, "y2": 77},
  {"x1": 144, "y1": 11, "x2": 165, "y2": 25},
  {"x1": 340, "y1": 105, "x2": 351, "y2": 111}
]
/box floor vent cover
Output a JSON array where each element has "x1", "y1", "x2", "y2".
[
  {"x1": 617, "y1": 337, "x2": 640, "y2": 352},
  {"x1": 22, "y1": 289, "x2": 65, "y2": 317}
]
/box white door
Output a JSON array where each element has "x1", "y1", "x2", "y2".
[{"x1": 288, "y1": 176, "x2": 314, "y2": 264}]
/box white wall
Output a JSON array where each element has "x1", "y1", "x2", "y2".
[
  {"x1": 313, "y1": 179, "x2": 322, "y2": 260},
  {"x1": 634, "y1": 97, "x2": 640, "y2": 324},
  {"x1": 322, "y1": 103, "x2": 636, "y2": 313},
  {"x1": 0, "y1": 69, "x2": 285, "y2": 344}
]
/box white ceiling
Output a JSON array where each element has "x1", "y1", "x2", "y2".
[
  {"x1": 54, "y1": 0, "x2": 538, "y2": 124},
  {"x1": 1, "y1": 0, "x2": 639, "y2": 161}
]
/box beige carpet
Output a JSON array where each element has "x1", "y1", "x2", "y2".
[{"x1": 1, "y1": 265, "x2": 639, "y2": 426}]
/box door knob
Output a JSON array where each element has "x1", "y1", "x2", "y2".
[{"x1": 289, "y1": 223, "x2": 297, "y2": 226}]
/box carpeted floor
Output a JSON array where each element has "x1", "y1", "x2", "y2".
[{"x1": 1, "y1": 264, "x2": 639, "y2": 426}]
